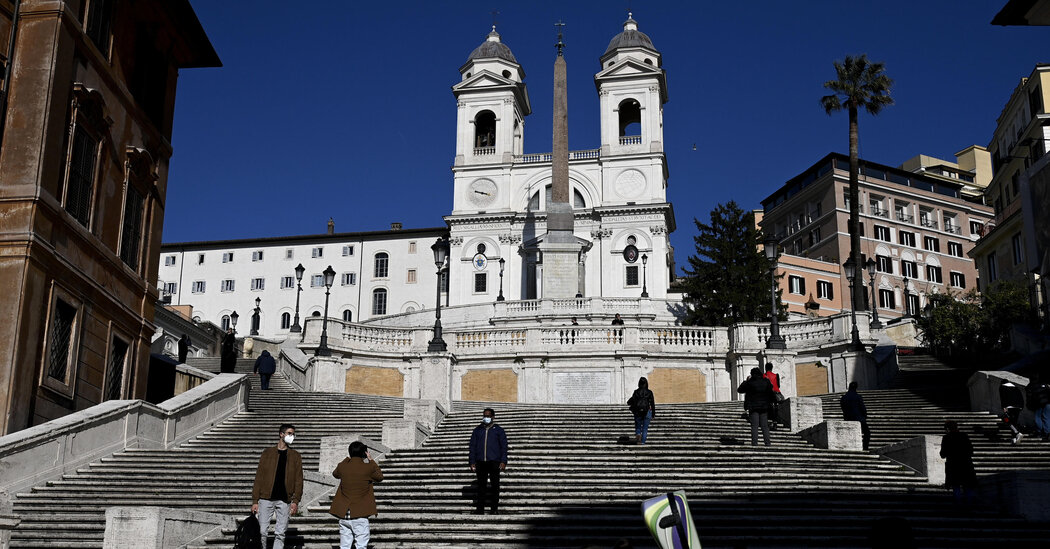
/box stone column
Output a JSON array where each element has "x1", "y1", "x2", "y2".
[
  {"x1": 310, "y1": 356, "x2": 346, "y2": 393},
  {"x1": 759, "y1": 349, "x2": 798, "y2": 398},
  {"x1": 829, "y1": 350, "x2": 876, "y2": 391},
  {"x1": 419, "y1": 352, "x2": 456, "y2": 412}
]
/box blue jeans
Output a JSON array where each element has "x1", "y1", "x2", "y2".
[
  {"x1": 634, "y1": 410, "x2": 652, "y2": 443},
  {"x1": 339, "y1": 516, "x2": 370, "y2": 549},
  {"x1": 1037, "y1": 405, "x2": 1050, "y2": 435}
]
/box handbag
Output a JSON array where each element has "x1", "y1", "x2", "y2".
[{"x1": 234, "y1": 513, "x2": 261, "y2": 549}]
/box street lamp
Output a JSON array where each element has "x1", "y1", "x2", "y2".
[
  {"x1": 251, "y1": 296, "x2": 261, "y2": 336},
  {"x1": 428, "y1": 237, "x2": 449, "y2": 352},
  {"x1": 230, "y1": 310, "x2": 239, "y2": 330},
  {"x1": 763, "y1": 237, "x2": 786, "y2": 350},
  {"x1": 290, "y1": 263, "x2": 305, "y2": 333},
  {"x1": 641, "y1": 254, "x2": 650, "y2": 298},
  {"x1": 315, "y1": 265, "x2": 336, "y2": 357},
  {"x1": 496, "y1": 257, "x2": 506, "y2": 302},
  {"x1": 865, "y1": 257, "x2": 882, "y2": 329},
  {"x1": 902, "y1": 276, "x2": 912, "y2": 318},
  {"x1": 842, "y1": 257, "x2": 863, "y2": 351}
]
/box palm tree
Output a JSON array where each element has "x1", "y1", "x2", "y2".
[{"x1": 821, "y1": 54, "x2": 893, "y2": 311}]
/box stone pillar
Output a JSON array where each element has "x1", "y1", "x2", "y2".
[
  {"x1": 310, "y1": 356, "x2": 347, "y2": 393},
  {"x1": 727, "y1": 353, "x2": 761, "y2": 399},
  {"x1": 799, "y1": 420, "x2": 863, "y2": 451},
  {"x1": 403, "y1": 399, "x2": 448, "y2": 432},
  {"x1": 419, "y1": 352, "x2": 456, "y2": 412},
  {"x1": 759, "y1": 349, "x2": 797, "y2": 398},
  {"x1": 779, "y1": 397, "x2": 824, "y2": 433},
  {"x1": 830, "y1": 350, "x2": 877, "y2": 391},
  {"x1": 877, "y1": 435, "x2": 944, "y2": 485}
]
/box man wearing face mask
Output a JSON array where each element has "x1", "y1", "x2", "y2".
[
  {"x1": 252, "y1": 424, "x2": 304, "y2": 549},
  {"x1": 469, "y1": 408, "x2": 508, "y2": 515}
]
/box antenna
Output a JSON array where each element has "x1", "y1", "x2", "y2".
[{"x1": 555, "y1": 20, "x2": 566, "y2": 56}]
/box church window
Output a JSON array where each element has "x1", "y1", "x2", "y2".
[
  {"x1": 477, "y1": 243, "x2": 486, "y2": 255},
  {"x1": 618, "y1": 99, "x2": 641, "y2": 137},
  {"x1": 374, "y1": 252, "x2": 389, "y2": 278},
  {"x1": 474, "y1": 273, "x2": 488, "y2": 293},
  {"x1": 342, "y1": 309, "x2": 353, "y2": 322},
  {"x1": 407, "y1": 269, "x2": 417, "y2": 283},
  {"x1": 502, "y1": 70, "x2": 511, "y2": 78},
  {"x1": 625, "y1": 265, "x2": 639, "y2": 287},
  {"x1": 280, "y1": 312, "x2": 291, "y2": 330},
  {"x1": 644, "y1": 58, "x2": 653, "y2": 65},
  {"x1": 574, "y1": 189, "x2": 586, "y2": 208},
  {"x1": 372, "y1": 288, "x2": 388, "y2": 315},
  {"x1": 627, "y1": 236, "x2": 637, "y2": 246},
  {"x1": 474, "y1": 111, "x2": 496, "y2": 148}
]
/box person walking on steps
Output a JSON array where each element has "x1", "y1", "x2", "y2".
[
  {"x1": 1000, "y1": 378, "x2": 1025, "y2": 444},
  {"x1": 1026, "y1": 372, "x2": 1050, "y2": 441},
  {"x1": 627, "y1": 377, "x2": 656, "y2": 444},
  {"x1": 254, "y1": 350, "x2": 277, "y2": 390},
  {"x1": 763, "y1": 363, "x2": 783, "y2": 429},
  {"x1": 330, "y1": 441, "x2": 383, "y2": 549},
  {"x1": 469, "y1": 408, "x2": 507, "y2": 515},
  {"x1": 940, "y1": 420, "x2": 977, "y2": 505},
  {"x1": 840, "y1": 382, "x2": 871, "y2": 450},
  {"x1": 738, "y1": 367, "x2": 775, "y2": 446},
  {"x1": 252, "y1": 424, "x2": 303, "y2": 549}
]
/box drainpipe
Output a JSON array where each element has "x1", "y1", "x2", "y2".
[{"x1": 0, "y1": 0, "x2": 22, "y2": 148}]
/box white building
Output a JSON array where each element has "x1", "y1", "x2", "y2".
[
  {"x1": 448, "y1": 16, "x2": 675, "y2": 304},
  {"x1": 158, "y1": 226, "x2": 446, "y2": 338},
  {"x1": 159, "y1": 16, "x2": 677, "y2": 339}
]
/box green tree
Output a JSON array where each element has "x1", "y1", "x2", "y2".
[
  {"x1": 821, "y1": 54, "x2": 893, "y2": 311},
  {"x1": 681, "y1": 201, "x2": 782, "y2": 326},
  {"x1": 918, "y1": 281, "x2": 1035, "y2": 354},
  {"x1": 979, "y1": 280, "x2": 1035, "y2": 349}
]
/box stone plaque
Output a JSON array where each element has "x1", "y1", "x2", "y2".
[{"x1": 552, "y1": 372, "x2": 612, "y2": 404}]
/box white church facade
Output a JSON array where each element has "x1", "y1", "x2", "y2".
[{"x1": 160, "y1": 16, "x2": 678, "y2": 338}]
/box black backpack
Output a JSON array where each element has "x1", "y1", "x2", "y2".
[
  {"x1": 631, "y1": 390, "x2": 651, "y2": 414},
  {"x1": 234, "y1": 514, "x2": 261, "y2": 549}
]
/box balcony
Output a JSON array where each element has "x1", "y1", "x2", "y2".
[
  {"x1": 870, "y1": 206, "x2": 889, "y2": 218},
  {"x1": 473, "y1": 147, "x2": 495, "y2": 156},
  {"x1": 944, "y1": 224, "x2": 961, "y2": 235},
  {"x1": 619, "y1": 135, "x2": 642, "y2": 145},
  {"x1": 516, "y1": 149, "x2": 601, "y2": 164},
  {"x1": 921, "y1": 219, "x2": 938, "y2": 230},
  {"x1": 896, "y1": 212, "x2": 914, "y2": 223}
]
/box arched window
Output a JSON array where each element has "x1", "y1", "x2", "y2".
[
  {"x1": 528, "y1": 185, "x2": 588, "y2": 211},
  {"x1": 311, "y1": 311, "x2": 321, "y2": 317},
  {"x1": 474, "y1": 110, "x2": 496, "y2": 148},
  {"x1": 374, "y1": 252, "x2": 389, "y2": 278},
  {"x1": 220, "y1": 315, "x2": 231, "y2": 331},
  {"x1": 342, "y1": 309, "x2": 353, "y2": 322},
  {"x1": 280, "y1": 312, "x2": 291, "y2": 330},
  {"x1": 618, "y1": 99, "x2": 641, "y2": 137},
  {"x1": 574, "y1": 189, "x2": 586, "y2": 209},
  {"x1": 372, "y1": 289, "x2": 388, "y2": 316}
]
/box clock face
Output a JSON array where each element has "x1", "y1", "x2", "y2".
[
  {"x1": 468, "y1": 179, "x2": 498, "y2": 207},
  {"x1": 615, "y1": 169, "x2": 646, "y2": 199}
]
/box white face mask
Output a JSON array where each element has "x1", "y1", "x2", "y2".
[
  {"x1": 482, "y1": 417, "x2": 492, "y2": 424},
  {"x1": 283, "y1": 434, "x2": 295, "y2": 445}
]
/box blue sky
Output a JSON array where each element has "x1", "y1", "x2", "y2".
[{"x1": 168, "y1": 1, "x2": 1046, "y2": 274}]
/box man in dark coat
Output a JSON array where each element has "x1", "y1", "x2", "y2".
[
  {"x1": 254, "y1": 350, "x2": 277, "y2": 390},
  {"x1": 1000, "y1": 379, "x2": 1025, "y2": 444},
  {"x1": 940, "y1": 420, "x2": 976, "y2": 504},
  {"x1": 840, "y1": 382, "x2": 871, "y2": 450},
  {"x1": 469, "y1": 407, "x2": 508, "y2": 515},
  {"x1": 177, "y1": 334, "x2": 191, "y2": 364},
  {"x1": 220, "y1": 328, "x2": 237, "y2": 373},
  {"x1": 738, "y1": 367, "x2": 775, "y2": 446}
]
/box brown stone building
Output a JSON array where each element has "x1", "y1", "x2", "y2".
[
  {"x1": 0, "y1": 0, "x2": 218, "y2": 434},
  {"x1": 761, "y1": 153, "x2": 993, "y2": 322}
]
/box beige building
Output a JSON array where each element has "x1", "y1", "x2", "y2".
[
  {"x1": 0, "y1": 1, "x2": 218, "y2": 434},
  {"x1": 761, "y1": 153, "x2": 993, "y2": 323},
  {"x1": 971, "y1": 64, "x2": 1050, "y2": 317}
]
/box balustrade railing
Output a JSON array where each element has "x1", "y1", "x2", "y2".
[
  {"x1": 640, "y1": 327, "x2": 715, "y2": 350},
  {"x1": 454, "y1": 329, "x2": 527, "y2": 350},
  {"x1": 515, "y1": 149, "x2": 601, "y2": 164},
  {"x1": 542, "y1": 327, "x2": 625, "y2": 346},
  {"x1": 619, "y1": 135, "x2": 642, "y2": 145},
  {"x1": 336, "y1": 321, "x2": 415, "y2": 351},
  {"x1": 473, "y1": 147, "x2": 496, "y2": 156}
]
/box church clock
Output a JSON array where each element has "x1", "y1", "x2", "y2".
[{"x1": 468, "y1": 179, "x2": 498, "y2": 207}]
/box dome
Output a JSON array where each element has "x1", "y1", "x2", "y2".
[
  {"x1": 467, "y1": 27, "x2": 518, "y2": 64},
  {"x1": 604, "y1": 14, "x2": 657, "y2": 55}
]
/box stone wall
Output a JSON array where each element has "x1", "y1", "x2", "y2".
[
  {"x1": 461, "y1": 369, "x2": 518, "y2": 402},
  {"x1": 648, "y1": 368, "x2": 706, "y2": 403},
  {"x1": 345, "y1": 366, "x2": 404, "y2": 397},
  {"x1": 795, "y1": 362, "x2": 829, "y2": 396}
]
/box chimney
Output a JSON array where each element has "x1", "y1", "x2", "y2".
[
  {"x1": 327, "y1": 217, "x2": 335, "y2": 235},
  {"x1": 390, "y1": 222, "x2": 402, "y2": 231}
]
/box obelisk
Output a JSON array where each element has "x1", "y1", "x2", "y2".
[{"x1": 540, "y1": 23, "x2": 582, "y2": 298}]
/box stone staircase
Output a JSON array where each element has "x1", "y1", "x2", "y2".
[{"x1": 8, "y1": 354, "x2": 1050, "y2": 548}]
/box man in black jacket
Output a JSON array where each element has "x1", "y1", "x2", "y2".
[
  {"x1": 254, "y1": 350, "x2": 277, "y2": 390},
  {"x1": 738, "y1": 367, "x2": 775, "y2": 446},
  {"x1": 469, "y1": 408, "x2": 508, "y2": 515},
  {"x1": 840, "y1": 382, "x2": 870, "y2": 450}
]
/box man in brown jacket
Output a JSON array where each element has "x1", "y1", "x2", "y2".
[
  {"x1": 252, "y1": 424, "x2": 304, "y2": 549},
  {"x1": 329, "y1": 441, "x2": 383, "y2": 549}
]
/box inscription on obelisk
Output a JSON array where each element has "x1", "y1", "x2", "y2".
[{"x1": 540, "y1": 22, "x2": 582, "y2": 298}]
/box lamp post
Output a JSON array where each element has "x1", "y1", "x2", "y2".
[
  {"x1": 250, "y1": 296, "x2": 261, "y2": 336},
  {"x1": 641, "y1": 254, "x2": 650, "y2": 298},
  {"x1": 865, "y1": 258, "x2": 882, "y2": 329},
  {"x1": 315, "y1": 265, "x2": 336, "y2": 357},
  {"x1": 496, "y1": 257, "x2": 506, "y2": 302},
  {"x1": 763, "y1": 237, "x2": 786, "y2": 350},
  {"x1": 842, "y1": 257, "x2": 863, "y2": 351},
  {"x1": 230, "y1": 310, "x2": 238, "y2": 331},
  {"x1": 428, "y1": 237, "x2": 449, "y2": 352},
  {"x1": 902, "y1": 276, "x2": 911, "y2": 318},
  {"x1": 290, "y1": 263, "x2": 305, "y2": 333}
]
